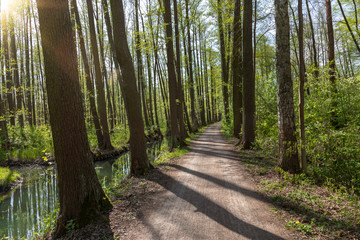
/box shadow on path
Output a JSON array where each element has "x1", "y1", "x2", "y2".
[{"x1": 149, "y1": 169, "x2": 285, "y2": 240}]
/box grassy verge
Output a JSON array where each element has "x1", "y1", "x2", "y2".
[
  {"x1": 220, "y1": 121, "x2": 360, "y2": 239},
  {"x1": 235, "y1": 150, "x2": 360, "y2": 239},
  {"x1": 0, "y1": 167, "x2": 20, "y2": 191}
]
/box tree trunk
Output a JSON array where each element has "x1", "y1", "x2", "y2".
[
  {"x1": 135, "y1": 0, "x2": 150, "y2": 130},
  {"x1": 110, "y1": 0, "x2": 150, "y2": 175},
  {"x1": 174, "y1": 0, "x2": 188, "y2": 141},
  {"x1": 241, "y1": 0, "x2": 255, "y2": 149},
  {"x1": 217, "y1": 0, "x2": 229, "y2": 122},
  {"x1": 306, "y1": 0, "x2": 319, "y2": 80},
  {"x1": 9, "y1": 9, "x2": 24, "y2": 128},
  {"x1": 163, "y1": 0, "x2": 182, "y2": 148},
  {"x1": 298, "y1": 0, "x2": 307, "y2": 171},
  {"x1": 326, "y1": 0, "x2": 339, "y2": 128},
  {"x1": 86, "y1": 0, "x2": 113, "y2": 150},
  {"x1": 36, "y1": 0, "x2": 112, "y2": 237},
  {"x1": 185, "y1": 0, "x2": 199, "y2": 131},
  {"x1": 337, "y1": 0, "x2": 360, "y2": 54},
  {"x1": 2, "y1": 12, "x2": 15, "y2": 126},
  {"x1": 71, "y1": 0, "x2": 104, "y2": 149},
  {"x1": 233, "y1": 0, "x2": 242, "y2": 138},
  {"x1": 275, "y1": 0, "x2": 300, "y2": 173}
]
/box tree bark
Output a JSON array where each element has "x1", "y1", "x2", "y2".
[
  {"x1": 326, "y1": 0, "x2": 339, "y2": 128},
  {"x1": 232, "y1": 0, "x2": 242, "y2": 138},
  {"x1": 163, "y1": 0, "x2": 182, "y2": 148},
  {"x1": 298, "y1": 0, "x2": 307, "y2": 171},
  {"x1": 9, "y1": 9, "x2": 24, "y2": 128},
  {"x1": 185, "y1": 0, "x2": 199, "y2": 131},
  {"x1": 86, "y1": 0, "x2": 113, "y2": 150},
  {"x1": 174, "y1": 0, "x2": 188, "y2": 141},
  {"x1": 306, "y1": 0, "x2": 319, "y2": 80},
  {"x1": 217, "y1": 0, "x2": 230, "y2": 122},
  {"x1": 71, "y1": 0, "x2": 104, "y2": 149},
  {"x1": 241, "y1": 0, "x2": 256, "y2": 149},
  {"x1": 36, "y1": 0, "x2": 112, "y2": 236},
  {"x1": 275, "y1": 0, "x2": 300, "y2": 173},
  {"x1": 2, "y1": 12, "x2": 15, "y2": 126},
  {"x1": 110, "y1": 0, "x2": 150, "y2": 175}
]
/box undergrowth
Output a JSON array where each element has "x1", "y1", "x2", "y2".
[{"x1": 0, "y1": 167, "x2": 20, "y2": 189}]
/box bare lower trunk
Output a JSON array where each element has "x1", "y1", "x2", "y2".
[
  {"x1": 110, "y1": 0, "x2": 150, "y2": 175},
  {"x1": 36, "y1": 0, "x2": 112, "y2": 236},
  {"x1": 241, "y1": 0, "x2": 255, "y2": 149},
  {"x1": 275, "y1": 0, "x2": 300, "y2": 173}
]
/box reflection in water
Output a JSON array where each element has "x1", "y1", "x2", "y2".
[{"x1": 0, "y1": 140, "x2": 165, "y2": 239}]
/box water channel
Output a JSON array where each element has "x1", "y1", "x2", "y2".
[{"x1": 0, "y1": 140, "x2": 165, "y2": 239}]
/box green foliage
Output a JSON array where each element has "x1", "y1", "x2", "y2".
[
  {"x1": 2, "y1": 125, "x2": 53, "y2": 161},
  {"x1": 254, "y1": 55, "x2": 360, "y2": 194},
  {"x1": 0, "y1": 167, "x2": 20, "y2": 188},
  {"x1": 221, "y1": 117, "x2": 233, "y2": 139},
  {"x1": 286, "y1": 220, "x2": 315, "y2": 234},
  {"x1": 153, "y1": 146, "x2": 189, "y2": 166},
  {"x1": 32, "y1": 207, "x2": 59, "y2": 239}
]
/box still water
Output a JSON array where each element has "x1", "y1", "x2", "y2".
[{"x1": 0, "y1": 140, "x2": 165, "y2": 239}]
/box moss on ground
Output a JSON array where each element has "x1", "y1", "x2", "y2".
[{"x1": 0, "y1": 167, "x2": 20, "y2": 191}]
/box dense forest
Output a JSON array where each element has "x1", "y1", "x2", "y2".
[{"x1": 0, "y1": 0, "x2": 359, "y2": 238}]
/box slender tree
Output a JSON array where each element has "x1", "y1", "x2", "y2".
[
  {"x1": 275, "y1": 0, "x2": 300, "y2": 173},
  {"x1": 163, "y1": 0, "x2": 183, "y2": 148},
  {"x1": 110, "y1": 0, "x2": 150, "y2": 175},
  {"x1": 232, "y1": 0, "x2": 242, "y2": 138},
  {"x1": 36, "y1": 0, "x2": 112, "y2": 236},
  {"x1": 337, "y1": 0, "x2": 360, "y2": 54},
  {"x1": 306, "y1": 0, "x2": 319, "y2": 80},
  {"x1": 241, "y1": 0, "x2": 255, "y2": 149},
  {"x1": 298, "y1": 0, "x2": 306, "y2": 171},
  {"x1": 2, "y1": 11, "x2": 15, "y2": 126},
  {"x1": 86, "y1": 0, "x2": 113, "y2": 150},
  {"x1": 174, "y1": 0, "x2": 188, "y2": 141},
  {"x1": 9, "y1": 8, "x2": 24, "y2": 127},
  {"x1": 185, "y1": 0, "x2": 199, "y2": 131},
  {"x1": 326, "y1": 0, "x2": 339, "y2": 128},
  {"x1": 71, "y1": 0, "x2": 104, "y2": 149},
  {"x1": 217, "y1": 0, "x2": 229, "y2": 122}
]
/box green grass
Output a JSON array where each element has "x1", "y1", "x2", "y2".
[
  {"x1": 153, "y1": 147, "x2": 190, "y2": 166},
  {"x1": 0, "y1": 167, "x2": 20, "y2": 188}
]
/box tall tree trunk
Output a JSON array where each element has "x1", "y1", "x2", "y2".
[
  {"x1": 337, "y1": 0, "x2": 360, "y2": 54},
  {"x1": 36, "y1": 0, "x2": 112, "y2": 236},
  {"x1": 275, "y1": 0, "x2": 300, "y2": 173},
  {"x1": 233, "y1": 0, "x2": 242, "y2": 138},
  {"x1": 9, "y1": 9, "x2": 24, "y2": 128},
  {"x1": 241, "y1": 0, "x2": 255, "y2": 149},
  {"x1": 71, "y1": 0, "x2": 104, "y2": 149},
  {"x1": 0, "y1": 93, "x2": 9, "y2": 150},
  {"x1": 185, "y1": 0, "x2": 199, "y2": 131},
  {"x1": 29, "y1": 7, "x2": 37, "y2": 126},
  {"x1": 86, "y1": 0, "x2": 113, "y2": 150},
  {"x1": 110, "y1": 0, "x2": 150, "y2": 175},
  {"x1": 217, "y1": 0, "x2": 229, "y2": 122},
  {"x1": 2, "y1": 12, "x2": 15, "y2": 126},
  {"x1": 135, "y1": 0, "x2": 150, "y2": 130},
  {"x1": 163, "y1": 0, "x2": 182, "y2": 148},
  {"x1": 306, "y1": 0, "x2": 319, "y2": 80},
  {"x1": 174, "y1": 0, "x2": 188, "y2": 141},
  {"x1": 326, "y1": 0, "x2": 339, "y2": 128},
  {"x1": 298, "y1": 0, "x2": 306, "y2": 171}
]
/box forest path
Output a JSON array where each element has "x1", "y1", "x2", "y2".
[{"x1": 126, "y1": 123, "x2": 295, "y2": 240}]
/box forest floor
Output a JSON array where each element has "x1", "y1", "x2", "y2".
[{"x1": 61, "y1": 123, "x2": 306, "y2": 240}]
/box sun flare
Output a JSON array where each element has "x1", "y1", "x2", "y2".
[{"x1": 1, "y1": 0, "x2": 10, "y2": 11}]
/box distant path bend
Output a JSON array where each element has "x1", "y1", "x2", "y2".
[{"x1": 132, "y1": 123, "x2": 295, "y2": 240}]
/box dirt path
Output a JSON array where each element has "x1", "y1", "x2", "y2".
[{"x1": 125, "y1": 123, "x2": 296, "y2": 240}]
